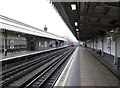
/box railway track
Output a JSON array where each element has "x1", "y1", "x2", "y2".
[
  {"x1": 1, "y1": 48, "x2": 69, "y2": 87},
  {"x1": 2, "y1": 48, "x2": 66, "y2": 71},
  {"x1": 1, "y1": 48, "x2": 66, "y2": 80},
  {"x1": 2, "y1": 51, "x2": 51, "y2": 71},
  {"x1": 25, "y1": 48, "x2": 74, "y2": 88},
  {"x1": 1, "y1": 47, "x2": 75, "y2": 88}
]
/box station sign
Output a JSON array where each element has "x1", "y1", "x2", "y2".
[{"x1": 10, "y1": 40, "x2": 14, "y2": 49}]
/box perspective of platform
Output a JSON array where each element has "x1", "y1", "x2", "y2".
[
  {"x1": 54, "y1": 47, "x2": 119, "y2": 86},
  {"x1": 52, "y1": 1, "x2": 120, "y2": 87},
  {"x1": 0, "y1": 1, "x2": 120, "y2": 87}
]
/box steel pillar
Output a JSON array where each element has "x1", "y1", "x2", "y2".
[{"x1": 3, "y1": 30, "x2": 7, "y2": 56}]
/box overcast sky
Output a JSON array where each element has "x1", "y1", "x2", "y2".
[{"x1": 0, "y1": 0, "x2": 78, "y2": 42}]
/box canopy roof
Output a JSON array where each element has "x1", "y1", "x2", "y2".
[
  {"x1": 0, "y1": 15, "x2": 67, "y2": 41},
  {"x1": 52, "y1": 2, "x2": 120, "y2": 41}
]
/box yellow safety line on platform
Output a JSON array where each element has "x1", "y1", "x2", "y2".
[{"x1": 61, "y1": 47, "x2": 78, "y2": 87}]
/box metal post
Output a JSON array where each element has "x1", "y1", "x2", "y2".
[
  {"x1": 95, "y1": 38, "x2": 97, "y2": 49},
  {"x1": 0, "y1": 29, "x2": 2, "y2": 88},
  {"x1": 93, "y1": 40, "x2": 94, "y2": 49},
  {"x1": 114, "y1": 32, "x2": 118, "y2": 65},
  {"x1": 85, "y1": 41, "x2": 87, "y2": 47},
  {"x1": 18, "y1": 35, "x2": 20, "y2": 52},
  {"x1": 110, "y1": 38, "x2": 111, "y2": 54},
  {"x1": 4, "y1": 30, "x2": 7, "y2": 56},
  {"x1": 79, "y1": 41, "x2": 80, "y2": 47},
  {"x1": 101, "y1": 37, "x2": 104, "y2": 56}
]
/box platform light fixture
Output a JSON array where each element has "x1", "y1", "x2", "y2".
[
  {"x1": 77, "y1": 32, "x2": 79, "y2": 34},
  {"x1": 110, "y1": 30, "x2": 114, "y2": 33},
  {"x1": 75, "y1": 22, "x2": 78, "y2": 26},
  {"x1": 71, "y1": 4, "x2": 76, "y2": 10},
  {"x1": 76, "y1": 29, "x2": 78, "y2": 31}
]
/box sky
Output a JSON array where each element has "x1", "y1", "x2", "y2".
[{"x1": 0, "y1": 0, "x2": 78, "y2": 42}]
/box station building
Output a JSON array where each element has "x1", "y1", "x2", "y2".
[{"x1": 0, "y1": 15, "x2": 67, "y2": 56}]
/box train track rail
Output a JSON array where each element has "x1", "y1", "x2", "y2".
[
  {"x1": 2, "y1": 48, "x2": 66, "y2": 71},
  {"x1": 24, "y1": 48, "x2": 74, "y2": 88},
  {"x1": 1, "y1": 48, "x2": 66, "y2": 80},
  {"x1": 2, "y1": 51, "x2": 51, "y2": 71},
  {"x1": 1, "y1": 47, "x2": 75, "y2": 88}
]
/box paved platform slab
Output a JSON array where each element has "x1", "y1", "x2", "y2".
[{"x1": 54, "y1": 47, "x2": 120, "y2": 87}]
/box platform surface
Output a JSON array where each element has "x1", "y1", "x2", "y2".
[
  {"x1": 54, "y1": 47, "x2": 120, "y2": 87},
  {"x1": 0, "y1": 51, "x2": 34, "y2": 60},
  {"x1": 0, "y1": 46, "x2": 68, "y2": 62}
]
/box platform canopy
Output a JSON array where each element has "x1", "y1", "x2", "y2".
[
  {"x1": 52, "y1": 1, "x2": 120, "y2": 41},
  {"x1": 0, "y1": 15, "x2": 67, "y2": 41}
]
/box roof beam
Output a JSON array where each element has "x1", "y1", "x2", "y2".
[
  {"x1": 79, "y1": 11, "x2": 118, "y2": 20},
  {"x1": 79, "y1": 20, "x2": 114, "y2": 28},
  {"x1": 79, "y1": 25, "x2": 105, "y2": 31},
  {"x1": 96, "y1": 6, "x2": 111, "y2": 22},
  {"x1": 86, "y1": 2, "x2": 96, "y2": 21},
  {"x1": 105, "y1": 2, "x2": 120, "y2": 7},
  {"x1": 114, "y1": 20, "x2": 120, "y2": 27}
]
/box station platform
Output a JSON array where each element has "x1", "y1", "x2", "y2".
[
  {"x1": 54, "y1": 47, "x2": 120, "y2": 87},
  {"x1": 0, "y1": 51, "x2": 34, "y2": 60},
  {"x1": 0, "y1": 46, "x2": 68, "y2": 62}
]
